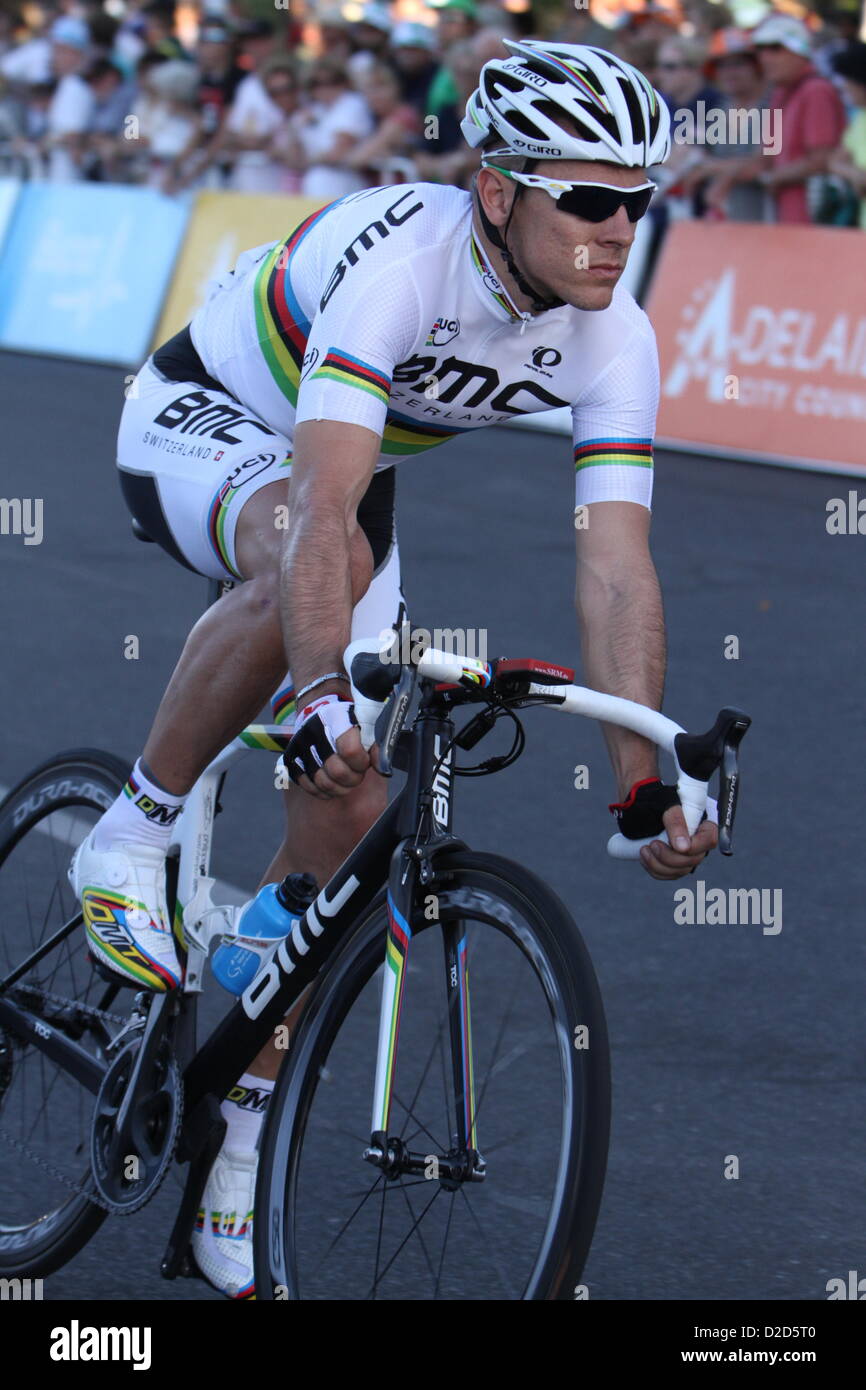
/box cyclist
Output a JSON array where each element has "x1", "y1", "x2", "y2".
[{"x1": 69, "y1": 39, "x2": 718, "y2": 1298}]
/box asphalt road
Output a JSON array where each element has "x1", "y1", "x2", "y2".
[{"x1": 1, "y1": 348, "x2": 864, "y2": 1301}]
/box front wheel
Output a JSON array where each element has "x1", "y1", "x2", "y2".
[{"x1": 254, "y1": 852, "x2": 610, "y2": 1300}]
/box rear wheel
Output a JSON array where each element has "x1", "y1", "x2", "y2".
[
  {"x1": 0, "y1": 749, "x2": 131, "y2": 1275},
  {"x1": 255, "y1": 851, "x2": 610, "y2": 1300}
]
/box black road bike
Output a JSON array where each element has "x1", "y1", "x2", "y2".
[{"x1": 0, "y1": 570, "x2": 749, "y2": 1299}]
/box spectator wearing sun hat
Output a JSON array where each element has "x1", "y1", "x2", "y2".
[
  {"x1": 44, "y1": 14, "x2": 95, "y2": 180},
  {"x1": 348, "y1": 3, "x2": 393, "y2": 79},
  {"x1": 708, "y1": 15, "x2": 846, "y2": 223},
  {"x1": 678, "y1": 28, "x2": 771, "y2": 222},
  {"x1": 424, "y1": 0, "x2": 477, "y2": 119},
  {"x1": 390, "y1": 19, "x2": 442, "y2": 118}
]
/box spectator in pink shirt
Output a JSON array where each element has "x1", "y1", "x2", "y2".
[{"x1": 708, "y1": 15, "x2": 847, "y2": 223}]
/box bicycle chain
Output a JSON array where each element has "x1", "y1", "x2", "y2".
[
  {"x1": 0, "y1": 1124, "x2": 118, "y2": 1214},
  {"x1": 0, "y1": 990, "x2": 146, "y2": 1215}
]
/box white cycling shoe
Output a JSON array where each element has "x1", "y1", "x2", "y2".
[
  {"x1": 192, "y1": 1148, "x2": 257, "y2": 1300},
  {"x1": 68, "y1": 832, "x2": 183, "y2": 992}
]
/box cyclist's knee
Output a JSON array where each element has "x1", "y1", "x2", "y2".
[
  {"x1": 234, "y1": 480, "x2": 288, "y2": 580},
  {"x1": 236, "y1": 567, "x2": 283, "y2": 632}
]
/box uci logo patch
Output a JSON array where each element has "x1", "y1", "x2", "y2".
[{"x1": 425, "y1": 316, "x2": 460, "y2": 348}]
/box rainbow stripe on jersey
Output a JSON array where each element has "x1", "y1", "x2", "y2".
[
  {"x1": 574, "y1": 438, "x2": 653, "y2": 472},
  {"x1": 253, "y1": 201, "x2": 344, "y2": 405}
]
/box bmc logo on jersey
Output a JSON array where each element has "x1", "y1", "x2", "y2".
[
  {"x1": 393, "y1": 353, "x2": 568, "y2": 414},
  {"x1": 425, "y1": 316, "x2": 460, "y2": 347},
  {"x1": 320, "y1": 191, "x2": 424, "y2": 312}
]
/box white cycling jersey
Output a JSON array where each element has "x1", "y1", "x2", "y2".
[{"x1": 189, "y1": 181, "x2": 659, "y2": 510}]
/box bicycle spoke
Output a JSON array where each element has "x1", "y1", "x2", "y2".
[
  {"x1": 458, "y1": 1185, "x2": 517, "y2": 1300},
  {"x1": 433, "y1": 1179, "x2": 457, "y2": 1301},
  {"x1": 390, "y1": 1091, "x2": 444, "y2": 1155},
  {"x1": 397, "y1": 1178, "x2": 438, "y2": 1287},
  {"x1": 363, "y1": 1183, "x2": 443, "y2": 1300}
]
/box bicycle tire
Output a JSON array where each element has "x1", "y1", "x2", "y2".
[
  {"x1": 0, "y1": 747, "x2": 130, "y2": 1276},
  {"x1": 254, "y1": 850, "x2": 611, "y2": 1301}
]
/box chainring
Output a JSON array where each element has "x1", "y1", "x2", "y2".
[{"x1": 90, "y1": 1035, "x2": 182, "y2": 1214}]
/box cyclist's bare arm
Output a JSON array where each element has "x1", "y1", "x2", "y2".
[
  {"x1": 574, "y1": 500, "x2": 716, "y2": 878},
  {"x1": 281, "y1": 419, "x2": 382, "y2": 799}
]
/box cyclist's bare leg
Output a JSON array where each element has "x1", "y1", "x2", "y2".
[
  {"x1": 247, "y1": 775, "x2": 388, "y2": 1080},
  {"x1": 137, "y1": 478, "x2": 385, "y2": 1075},
  {"x1": 141, "y1": 480, "x2": 372, "y2": 794}
]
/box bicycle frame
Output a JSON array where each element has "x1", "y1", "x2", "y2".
[{"x1": 178, "y1": 700, "x2": 475, "y2": 1174}]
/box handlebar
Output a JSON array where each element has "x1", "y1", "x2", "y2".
[{"x1": 343, "y1": 637, "x2": 750, "y2": 860}]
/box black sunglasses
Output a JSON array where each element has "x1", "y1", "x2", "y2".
[{"x1": 489, "y1": 168, "x2": 656, "y2": 223}]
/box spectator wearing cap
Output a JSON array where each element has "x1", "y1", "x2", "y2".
[
  {"x1": 44, "y1": 15, "x2": 95, "y2": 180},
  {"x1": 292, "y1": 57, "x2": 374, "y2": 199},
  {"x1": 390, "y1": 19, "x2": 441, "y2": 117},
  {"x1": 706, "y1": 15, "x2": 847, "y2": 224},
  {"x1": 141, "y1": 4, "x2": 188, "y2": 63},
  {"x1": 195, "y1": 16, "x2": 245, "y2": 138},
  {"x1": 653, "y1": 34, "x2": 722, "y2": 213},
  {"x1": 343, "y1": 60, "x2": 422, "y2": 181},
  {"x1": 135, "y1": 58, "x2": 202, "y2": 190},
  {"x1": 828, "y1": 41, "x2": 866, "y2": 228},
  {"x1": 316, "y1": 9, "x2": 355, "y2": 69},
  {"x1": 348, "y1": 4, "x2": 393, "y2": 80},
  {"x1": 83, "y1": 55, "x2": 134, "y2": 180},
  {"x1": 413, "y1": 27, "x2": 505, "y2": 187},
  {"x1": 424, "y1": 0, "x2": 478, "y2": 121},
  {"x1": 235, "y1": 18, "x2": 276, "y2": 76},
  {"x1": 679, "y1": 29, "x2": 771, "y2": 221},
  {"x1": 157, "y1": 12, "x2": 246, "y2": 189},
  {"x1": 656, "y1": 34, "x2": 722, "y2": 121}
]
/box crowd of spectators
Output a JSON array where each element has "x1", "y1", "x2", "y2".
[{"x1": 0, "y1": 0, "x2": 864, "y2": 228}]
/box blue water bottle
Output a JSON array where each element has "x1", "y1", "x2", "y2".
[{"x1": 211, "y1": 872, "x2": 318, "y2": 996}]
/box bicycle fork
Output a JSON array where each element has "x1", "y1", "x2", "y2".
[{"x1": 364, "y1": 846, "x2": 485, "y2": 1187}]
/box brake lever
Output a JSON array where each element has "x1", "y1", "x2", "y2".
[
  {"x1": 717, "y1": 716, "x2": 750, "y2": 855},
  {"x1": 674, "y1": 707, "x2": 751, "y2": 856},
  {"x1": 373, "y1": 665, "x2": 415, "y2": 777}
]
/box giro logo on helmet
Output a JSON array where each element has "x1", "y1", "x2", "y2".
[{"x1": 511, "y1": 139, "x2": 563, "y2": 155}]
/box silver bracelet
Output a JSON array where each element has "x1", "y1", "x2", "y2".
[{"x1": 294, "y1": 672, "x2": 350, "y2": 706}]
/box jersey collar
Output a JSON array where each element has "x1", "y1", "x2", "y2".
[{"x1": 468, "y1": 230, "x2": 532, "y2": 327}]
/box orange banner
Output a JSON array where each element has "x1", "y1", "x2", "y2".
[{"x1": 646, "y1": 222, "x2": 866, "y2": 474}]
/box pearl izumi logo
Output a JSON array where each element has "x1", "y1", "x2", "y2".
[
  {"x1": 49, "y1": 1321, "x2": 152, "y2": 1370},
  {"x1": 425, "y1": 316, "x2": 460, "y2": 347},
  {"x1": 526, "y1": 346, "x2": 563, "y2": 378}
]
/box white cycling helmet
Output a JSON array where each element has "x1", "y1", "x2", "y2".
[{"x1": 462, "y1": 38, "x2": 671, "y2": 168}]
